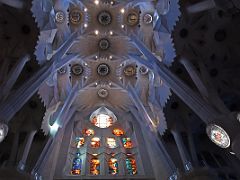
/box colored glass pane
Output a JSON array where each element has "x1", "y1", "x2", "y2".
[
  {"x1": 90, "y1": 158, "x2": 100, "y2": 175},
  {"x1": 91, "y1": 137, "x2": 100, "y2": 148},
  {"x1": 83, "y1": 128, "x2": 94, "y2": 136},
  {"x1": 71, "y1": 157, "x2": 82, "y2": 175},
  {"x1": 112, "y1": 128, "x2": 125, "y2": 136},
  {"x1": 207, "y1": 124, "x2": 230, "y2": 148},
  {"x1": 108, "y1": 158, "x2": 118, "y2": 175},
  {"x1": 126, "y1": 156, "x2": 137, "y2": 175},
  {"x1": 122, "y1": 138, "x2": 133, "y2": 148},
  {"x1": 75, "y1": 137, "x2": 84, "y2": 148},
  {"x1": 107, "y1": 137, "x2": 117, "y2": 148},
  {"x1": 91, "y1": 114, "x2": 113, "y2": 128}
]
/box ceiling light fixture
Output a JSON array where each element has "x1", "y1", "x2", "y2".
[
  {"x1": 94, "y1": 0, "x2": 99, "y2": 5},
  {"x1": 95, "y1": 30, "x2": 99, "y2": 35}
]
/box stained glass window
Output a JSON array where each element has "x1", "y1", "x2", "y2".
[
  {"x1": 126, "y1": 155, "x2": 137, "y2": 175},
  {"x1": 71, "y1": 156, "x2": 82, "y2": 175},
  {"x1": 90, "y1": 158, "x2": 100, "y2": 175},
  {"x1": 91, "y1": 114, "x2": 113, "y2": 128},
  {"x1": 76, "y1": 137, "x2": 84, "y2": 148},
  {"x1": 91, "y1": 137, "x2": 100, "y2": 148},
  {"x1": 83, "y1": 128, "x2": 94, "y2": 136},
  {"x1": 122, "y1": 138, "x2": 133, "y2": 148},
  {"x1": 207, "y1": 124, "x2": 230, "y2": 148},
  {"x1": 112, "y1": 128, "x2": 125, "y2": 136},
  {"x1": 107, "y1": 137, "x2": 117, "y2": 148},
  {"x1": 108, "y1": 158, "x2": 118, "y2": 175},
  {"x1": 90, "y1": 107, "x2": 117, "y2": 128}
]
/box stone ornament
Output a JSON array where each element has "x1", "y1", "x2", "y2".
[
  {"x1": 71, "y1": 64, "x2": 84, "y2": 76},
  {"x1": 55, "y1": 11, "x2": 65, "y2": 23},
  {"x1": 99, "y1": 39, "x2": 110, "y2": 50},
  {"x1": 98, "y1": 11, "x2": 112, "y2": 26},
  {"x1": 127, "y1": 12, "x2": 139, "y2": 26},
  {"x1": 70, "y1": 9, "x2": 82, "y2": 24},
  {"x1": 97, "y1": 63, "x2": 110, "y2": 76},
  {"x1": 124, "y1": 65, "x2": 136, "y2": 77},
  {"x1": 58, "y1": 67, "x2": 67, "y2": 74},
  {"x1": 98, "y1": 88, "x2": 109, "y2": 98},
  {"x1": 143, "y1": 13, "x2": 153, "y2": 24},
  {"x1": 139, "y1": 66, "x2": 148, "y2": 75}
]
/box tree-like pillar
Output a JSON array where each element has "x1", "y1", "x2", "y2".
[
  {"x1": 129, "y1": 34, "x2": 219, "y2": 124},
  {"x1": 0, "y1": 0, "x2": 25, "y2": 9},
  {"x1": 186, "y1": 128, "x2": 199, "y2": 167},
  {"x1": 127, "y1": 84, "x2": 178, "y2": 179},
  {"x1": 129, "y1": 34, "x2": 240, "y2": 160},
  {"x1": 187, "y1": 0, "x2": 216, "y2": 13},
  {"x1": 32, "y1": 83, "x2": 79, "y2": 179},
  {"x1": 17, "y1": 130, "x2": 37, "y2": 171},
  {"x1": 0, "y1": 55, "x2": 30, "y2": 101},
  {"x1": 0, "y1": 32, "x2": 78, "y2": 125},
  {"x1": 7, "y1": 132, "x2": 19, "y2": 166},
  {"x1": 171, "y1": 129, "x2": 193, "y2": 172},
  {"x1": 179, "y1": 58, "x2": 208, "y2": 100}
]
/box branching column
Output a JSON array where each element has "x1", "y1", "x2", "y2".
[
  {"x1": 179, "y1": 58, "x2": 208, "y2": 100},
  {"x1": 0, "y1": 32, "x2": 78, "y2": 125},
  {"x1": 187, "y1": 0, "x2": 216, "y2": 13},
  {"x1": 7, "y1": 132, "x2": 19, "y2": 166},
  {"x1": 129, "y1": 34, "x2": 219, "y2": 123},
  {"x1": 171, "y1": 128, "x2": 193, "y2": 172},
  {"x1": 0, "y1": 0, "x2": 24, "y2": 9},
  {"x1": 17, "y1": 130, "x2": 37, "y2": 171},
  {"x1": 128, "y1": 84, "x2": 178, "y2": 179},
  {"x1": 0, "y1": 55, "x2": 30, "y2": 101},
  {"x1": 32, "y1": 83, "x2": 79, "y2": 180}
]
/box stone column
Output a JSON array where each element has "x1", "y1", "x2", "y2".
[
  {"x1": 7, "y1": 132, "x2": 19, "y2": 166},
  {"x1": 129, "y1": 35, "x2": 240, "y2": 161},
  {"x1": 32, "y1": 83, "x2": 79, "y2": 179},
  {"x1": 0, "y1": 55, "x2": 30, "y2": 101},
  {"x1": 187, "y1": 0, "x2": 216, "y2": 13},
  {"x1": 0, "y1": 32, "x2": 78, "y2": 124},
  {"x1": 17, "y1": 130, "x2": 37, "y2": 171},
  {"x1": 129, "y1": 34, "x2": 219, "y2": 124},
  {"x1": 179, "y1": 58, "x2": 208, "y2": 100},
  {"x1": 187, "y1": 130, "x2": 199, "y2": 167},
  {"x1": 0, "y1": 0, "x2": 24, "y2": 9},
  {"x1": 171, "y1": 129, "x2": 193, "y2": 172},
  {"x1": 128, "y1": 85, "x2": 178, "y2": 179}
]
